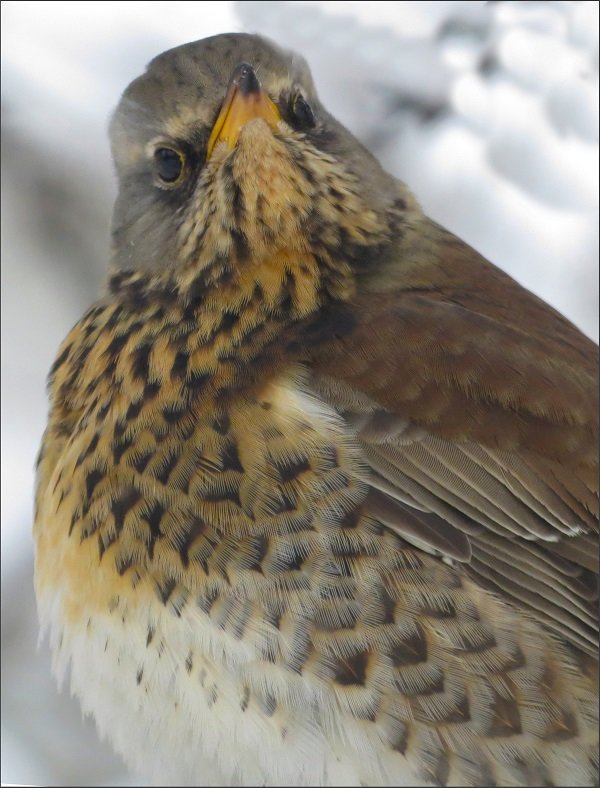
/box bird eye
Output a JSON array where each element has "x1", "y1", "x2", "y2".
[
  {"x1": 154, "y1": 147, "x2": 184, "y2": 184},
  {"x1": 291, "y1": 93, "x2": 316, "y2": 129}
]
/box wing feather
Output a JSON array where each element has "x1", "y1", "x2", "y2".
[{"x1": 306, "y1": 218, "x2": 598, "y2": 655}]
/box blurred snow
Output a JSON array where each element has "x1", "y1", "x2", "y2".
[{"x1": 1, "y1": 1, "x2": 598, "y2": 785}]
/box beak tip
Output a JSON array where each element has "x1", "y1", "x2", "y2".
[
  {"x1": 232, "y1": 62, "x2": 261, "y2": 96},
  {"x1": 207, "y1": 62, "x2": 281, "y2": 159}
]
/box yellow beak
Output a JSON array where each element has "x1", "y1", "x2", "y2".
[{"x1": 206, "y1": 62, "x2": 281, "y2": 158}]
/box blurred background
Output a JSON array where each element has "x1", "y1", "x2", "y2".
[{"x1": 1, "y1": 1, "x2": 598, "y2": 784}]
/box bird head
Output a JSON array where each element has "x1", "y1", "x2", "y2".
[{"x1": 109, "y1": 33, "x2": 404, "y2": 305}]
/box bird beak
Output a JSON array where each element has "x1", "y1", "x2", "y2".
[{"x1": 206, "y1": 62, "x2": 281, "y2": 158}]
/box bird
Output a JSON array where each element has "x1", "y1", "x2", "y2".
[{"x1": 33, "y1": 32, "x2": 598, "y2": 787}]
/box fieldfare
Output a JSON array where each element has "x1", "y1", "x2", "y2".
[{"x1": 34, "y1": 33, "x2": 599, "y2": 787}]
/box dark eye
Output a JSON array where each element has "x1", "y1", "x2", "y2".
[
  {"x1": 154, "y1": 147, "x2": 184, "y2": 184},
  {"x1": 291, "y1": 94, "x2": 316, "y2": 129}
]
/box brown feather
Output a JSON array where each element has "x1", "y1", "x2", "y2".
[{"x1": 308, "y1": 218, "x2": 599, "y2": 656}]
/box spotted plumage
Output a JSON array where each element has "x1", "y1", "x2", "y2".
[{"x1": 34, "y1": 33, "x2": 598, "y2": 786}]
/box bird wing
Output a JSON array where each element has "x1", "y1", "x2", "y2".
[{"x1": 306, "y1": 216, "x2": 599, "y2": 655}]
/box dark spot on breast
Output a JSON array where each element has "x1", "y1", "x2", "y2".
[
  {"x1": 240, "y1": 685, "x2": 250, "y2": 712},
  {"x1": 232, "y1": 181, "x2": 244, "y2": 224},
  {"x1": 320, "y1": 445, "x2": 339, "y2": 470},
  {"x1": 294, "y1": 159, "x2": 316, "y2": 185},
  {"x1": 217, "y1": 310, "x2": 240, "y2": 335},
  {"x1": 207, "y1": 684, "x2": 219, "y2": 708},
  {"x1": 279, "y1": 272, "x2": 295, "y2": 314},
  {"x1": 143, "y1": 381, "x2": 160, "y2": 400},
  {"x1": 125, "y1": 399, "x2": 143, "y2": 422},
  {"x1": 162, "y1": 405, "x2": 187, "y2": 424},
  {"x1": 112, "y1": 434, "x2": 133, "y2": 465},
  {"x1": 273, "y1": 454, "x2": 311, "y2": 483},
  {"x1": 281, "y1": 548, "x2": 306, "y2": 573},
  {"x1": 64, "y1": 343, "x2": 92, "y2": 385},
  {"x1": 203, "y1": 488, "x2": 242, "y2": 507},
  {"x1": 86, "y1": 432, "x2": 100, "y2": 457},
  {"x1": 104, "y1": 304, "x2": 124, "y2": 330},
  {"x1": 420, "y1": 600, "x2": 457, "y2": 619},
  {"x1": 171, "y1": 351, "x2": 189, "y2": 381},
  {"x1": 105, "y1": 334, "x2": 128, "y2": 359},
  {"x1": 265, "y1": 606, "x2": 282, "y2": 632},
  {"x1": 377, "y1": 588, "x2": 396, "y2": 626},
  {"x1": 54, "y1": 490, "x2": 65, "y2": 511},
  {"x1": 444, "y1": 694, "x2": 471, "y2": 724},
  {"x1": 505, "y1": 646, "x2": 526, "y2": 672},
  {"x1": 85, "y1": 469, "x2": 104, "y2": 500},
  {"x1": 84, "y1": 304, "x2": 105, "y2": 322},
  {"x1": 131, "y1": 451, "x2": 152, "y2": 474},
  {"x1": 171, "y1": 591, "x2": 187, "y2": 618},
  {"x1": 96, "y1": 402, "x2": 110, "y2": 423},
  {"x1": 127, "y1": 320, "x2": 143, "y2": 335},
  {"x1": 486, "y1": 688, "x2": 522, "y2": 736},
  {"x1": 49, "y1": 343, "x2": 73, "y2": 379},
  {"x1": 185, "y1": 652, "x2": 193, "y2": 674},
  {"x1": 339, "y1": 509, "x2": 361, "y2": 529},
  {"x1": 113, "y1": 419, "x2": 127, "y2": 440},
  {"x1": 462, "y1": 631, "x2": 497, "y2": 653},
  {"x1": 211, "y1": 412, "x2": 230, "y2": 435},
  {"x1": 197, "y1": 589, "x2": 218, "y2": 615},
  {"x1": 112, "y1": 488, "x2": 142, "y2": 532},
  {"x1": 332, "y1": 650, "x2": 368, "y2": 686},
  {"x1": 155, "y1": 576, "x2": 177, "y2": 605},
  {"x1": 176, "y1": 516, "x2": 207, "y2": 569},
  {"x1": 220, "y1": 442, "x2": 243, "y2": 472},
  {"x1": 75, "y1": 432, "x2": 101, "y2": 468},
  {"x1": 132, "y1": 343, "x2": 151, "y2": 380},
  {"x1": 215, "y1": 345, "x2": 235, "y2": 363},
  {"x1": 116, "y1": 553, "x2": 134, "y2": 576},
  {"x1": 238, "y1": 322, "x2": 269, "y2": 349},
  {"x1": 185, "y1": 371, "x2": 211, "y2": 394},
  {"x1": 136, "y1": 667, "x2": 144, "y2": 685},
  {"x1": 249, "y1": 535, "x2": 269, "y2": 572},
  {"x1": 542, "y1": 709, "x2": 578, "y2": 742},
  {"x1": 35, "y1": 444, "x2": 45, "y2": 470},
  {"x1": 271, "y1": 490, "x2": 298, "y2": 515},
  {"x1": 143, "y1": 501, "x2": 165, "y2": 558},
  {"x1": 511, "y1": 757, "x2": 550, "y2": 787},
  {"x1": 389, "y1": 627, "x2": 428, "y2": 666},
  {"x1": 98, "y1": 528, "x2": 118, "y2": 559},
  {"x1": 259, "y1": 690, "x2": 277, "y2": 717},
  {"x1": 185, "y1": 273, "x2": 206, "y2": 305},
  {"x1": 389, "y1": 721, "x2": 409, "y2": 754},
  {"x1": 123, "y1": 279, "x2": 149, "y2": 310},
  {"x1": 154, "y1": 453, "x2": 179, "y2": 485},
  {"x1": 151, "y1": 303, "x2": 167, "y2": 322},
  {"x1": 68, "y1": 510, "x2": 79, "y2": 537},
  {"x1": 230, "y1": 227, "x2": 249, "y2": 262},
  {"x1": 146, "y1": 625, "x2": 155, "y2": 647}
]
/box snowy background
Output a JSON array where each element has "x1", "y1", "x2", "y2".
[{"x1": 1, "y1": 1, "x2": 598, "y2": 785}]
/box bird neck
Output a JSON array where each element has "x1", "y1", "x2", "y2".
[
  {"x1": 106, "y1": 249, "x2": 340, "y2": 377},
  {"x1": 47, "y1": 256, "x2": 332, "y2": 431}
]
